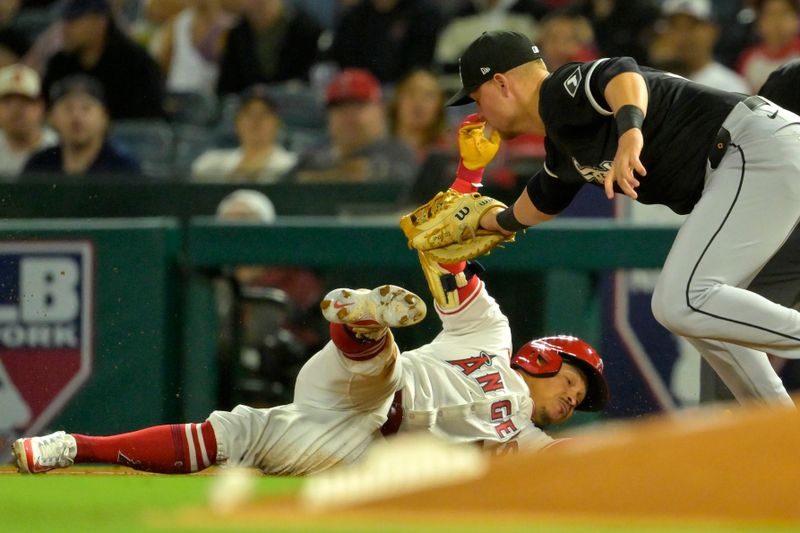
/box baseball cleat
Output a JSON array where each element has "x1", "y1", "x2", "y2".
[
  {"x1": 12, "y1": 431, "x2": 77, "y2": 474},
  {"x1": 320, "y1": 285, "x2": 426, "y2": 328}
]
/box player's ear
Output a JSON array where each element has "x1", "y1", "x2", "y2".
[{"x1": 493, "y1": 73, "x2": 511, "y2": 97}]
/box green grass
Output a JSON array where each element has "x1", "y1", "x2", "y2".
[
  {"x1": 0, "y1": 470, "x2": 301, "y2": 532},
  {"x1": 1, "y1": 469, "x2": 798, "y2": 532}
]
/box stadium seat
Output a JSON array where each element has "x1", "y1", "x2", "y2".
[
  {"x1": 213, "y1": 93, "x2": 241, "y2": 148},
  {"x1": 110, "y1": 120, "x2": 175, "y2": 178},
  {"x1": 163, "y1": 91, "x2": 218, "y2": 126},
  {"x1": 284, "y1": 126, "x2": 328, "y2": 152},
  {"x1": 172, "y1": 124, "x2": 214, "y2": 179},
  {"x1": 268, "y1": 81, "x2": 326, "y2": 130}
]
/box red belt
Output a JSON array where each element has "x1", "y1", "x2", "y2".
[{"x1": 380, "y1": 390, "x2": 403, "y2": 436}]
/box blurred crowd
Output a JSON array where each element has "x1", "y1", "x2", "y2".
[{"x1": 0, "y1": 0, "x2": 797, "y2": 188}]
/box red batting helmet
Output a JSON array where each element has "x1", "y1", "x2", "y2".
[{"x1": 511, "y1": 335, "x2": 609, "y2": 411}]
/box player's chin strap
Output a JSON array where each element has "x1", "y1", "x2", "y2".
[{"x1": 418, "y1": 250, "x2": 485, "y2": 310}]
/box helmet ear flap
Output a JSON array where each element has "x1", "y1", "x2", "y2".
[{"x1": 511, "y1": 340, "x2": 564, "y2": 377}]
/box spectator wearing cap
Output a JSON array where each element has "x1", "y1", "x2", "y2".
[
  {"x1": 648, "y1": 0, "x2": 750, "y2": 93},
  {"x1": 287, "y1": 68, "x2": 418, "y2": 184},
  {"x1": 737, "y1": 0, "x2": 800, "y2": 92},
  {"x1": 42, "y1": 0, "x2": 165, "y2": 120},
  {"x1": 0, "y1": 64, "x2": 57, "y2": 178},
  {"x1": 22, "y1": 74, "x2": 141, "y2": 177},
  {"x1": 216, "y1": 0, "x2": 321, "y2": 95},
  {"x1": 191, "y1": 84, "x2": 298, "y2": 183},
  {"x1": 328, "y1": 0, "x2": 444, "y2": 83}
]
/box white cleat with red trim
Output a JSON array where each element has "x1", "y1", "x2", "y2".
[
  {"x1": 320, "y1": 285, "x2": 426, "y2": 328},
  {"x1": 13, "y1": 431, "x2": 77, "y2": 474}
]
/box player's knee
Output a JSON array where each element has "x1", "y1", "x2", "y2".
[{"x1": 651, "y1": 287, "x2": 692, "y2": 336}]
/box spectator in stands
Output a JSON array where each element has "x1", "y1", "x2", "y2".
[
  {"x1": 737, "y1": 0, "x2": 800, "y2": 92},
  {"x1": 288, "y1": 68, "x2": 417, "y2": 183},
  {"x1": 0, "y1": 64, "x2": 57, "y2": 178},
  {"x1": 217, "y1": 0, "x2": 321, "y2": 95},
  {"x1": 42, "y1": 0, "x2": 165, "y2": 119},
  {"x1": 566, "y1": 0, "x2": 660, "y2": 64},
  {"x1": 0, "y1": 0, "x2": 29, "y2": 69},
  {"x1": 328, "y1": 0, "x2": 444, "y2": 83},
  {"x1": 387, "y1": 68, "x2": 449, "y2": 160},
  {"x1": 155, "y1": 0, "x2": 233, "y2": 95},
  {"x1": 435, "y1": 0, "x2": 540, "y2": 80},
  {"x1": 192, "y1": 83, "x2": 297, "y2": 182},
  {"x1": 537, "y1": 10, "x2": 597, "y2": 70},
  {"x1": 650, "y1": 0, "x2": 750, "y2": 93},
  {"x1": 23, "y1": 74, "x2": 140, "y2": 176}
]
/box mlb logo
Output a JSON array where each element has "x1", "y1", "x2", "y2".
[{"x1": 0, "y1": 242, "x2": 94, "y2": 458}]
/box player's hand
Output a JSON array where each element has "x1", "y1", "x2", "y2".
[
  {"x1": 459, "y1": 113, "x2": 502, "y2": 170},
  {"x1": 605, "y1": 128, "x2": 646, "y2": 200}
]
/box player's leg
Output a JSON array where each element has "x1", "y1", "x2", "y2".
[
  {"x1": 652, "y1": 103, "x2": 800, "y2": 359},
  {"x1": 207, "y1": 285, "x2": 427, "y2": 475},
  {"x1": 683, "y1": 337, "x2": 793, "y2": 405},
  {"x1": 13, "y1": 422, "x2": 218, "y2": 474},
  {"x1": 301, "y1": 284, "x2": 426, "y2": 409}
]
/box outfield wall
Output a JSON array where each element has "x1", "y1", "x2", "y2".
[{"x1": 0, "y1": 217, "x2": 677, "y2": 453}]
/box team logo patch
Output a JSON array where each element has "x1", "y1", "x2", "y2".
[
  {"x1": 564, "y1": 67, "x2": 582, "y2": 98},
  {"x1": 0, "y1": 242, "x2": 94, "y2": 461},
  {"x1": 572, "y1": 157, "x2": 613, "y2": 184}
]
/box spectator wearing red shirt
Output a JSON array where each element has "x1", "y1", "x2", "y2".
[{"x1": 737, "y1": 0, "x2": 800, "y2": 92}]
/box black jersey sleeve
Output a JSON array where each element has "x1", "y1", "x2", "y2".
[
  {"x1": 527, "y1": 170, "x2": 584, "y2": 215},
  {"x1": 585, "y1": 57, "x2": 643, "y2": 115},
  {"x1": 526, "y1": 137, "x2": 585, "y2": 215}
]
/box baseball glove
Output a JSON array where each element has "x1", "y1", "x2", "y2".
[{"x1": 399, "y1": 189, "x2": 515, "y2": 263}]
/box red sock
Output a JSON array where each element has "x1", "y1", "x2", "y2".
[
  {"x1": 440, "y1": 261, "x2": 480, "y2": 303},
  {"x1": 73, "y1": 421, "x2": 217, "y2": 474},
  {"x1": 329, "y1": 323, "x2": 387, "y2": 361}
]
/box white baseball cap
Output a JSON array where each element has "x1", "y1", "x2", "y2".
[
  {"x1": 0, "y1": 64, "x2": 42, "y2": 99},
  {"x1": 662, "y1": 0, "x2": 714, "y2": 22}
]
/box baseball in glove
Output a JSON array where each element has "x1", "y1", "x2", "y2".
[{"x1": 399, "y1": 189, "x2": 515, "y2": 263}]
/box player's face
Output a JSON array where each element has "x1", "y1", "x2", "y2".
[
  {"x1": 470, "y1": 82, "x2": 522, "y2": 140},
  {"x1": 525, "y1": 363, "x2": 587, "y2": 427}
]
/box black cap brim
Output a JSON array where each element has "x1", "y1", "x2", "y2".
[{"x1": 445, "y1": 86, "x2": 475, "y2": 107}]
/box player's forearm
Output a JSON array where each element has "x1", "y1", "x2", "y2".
[
  {"x1": 481, "y1": 191, "x2": 554, "y2": 234},
  {"x1": 604, "y1": 72, "x2": 648, "y2": 116}
]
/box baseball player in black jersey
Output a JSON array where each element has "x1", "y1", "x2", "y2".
[{"x1": 447, "y1": 30, "x2": 800, "y2": 406}]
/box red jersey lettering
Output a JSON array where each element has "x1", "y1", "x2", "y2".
[
  {"x1": 476, "y1": 372, "x2": 504, "y2": 393},
  {"x1": 495, "y1": 420, "x2": 518, "y2": 439},
  {"x1": 446, "y1": 352, "x2": 493, "y2": 376},
  {"x1": 490, "y1": 399, "x2": 512, "y2": 420}
]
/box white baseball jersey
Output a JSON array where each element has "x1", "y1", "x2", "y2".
[
  {"x1": 398, "y1": 279, "x2": 551, "y2": 453},
  {"x1": 207, "y1": 279, "x2": 552, "y2": 475}
]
